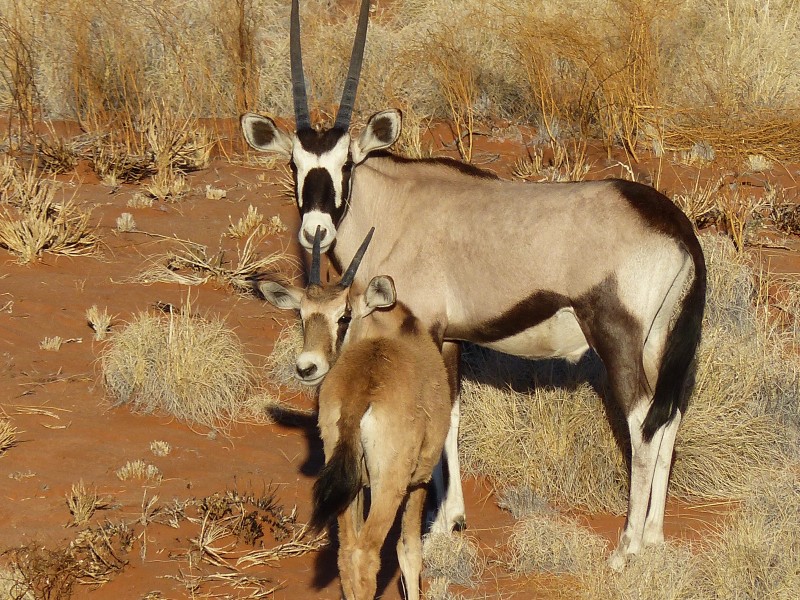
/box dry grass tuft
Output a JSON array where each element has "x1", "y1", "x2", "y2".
[
  {"x1": 1, "y1": 520, "x2": 132, "y2": 596},
  {"x1": 0, "y1": 418, "x2": 18, "y2": 456},
  {"x1": 422, "y1": 532, "x2": 484, "y2": 588},
  {"x1": 39, "y1": 336, "x2": 63, "y2": 351},
  {"x1": 505, "y1": 512, "x2": 608, "y2": 575},
  {"x1": 115, "y1": 459, "x2": 162, "y2": 483},
  {"x1": 205, "y1": 184, "x2": 227, "y2": 200},
  {"x1": 86, "y1": 304, "x2": 113, "y2": 340},
  {"x1": 115, "y1": 212, "x2": 136, "y2": 232},
  {"x1": 135, "y1": 230, "x2": 294, "y2": 293},
  {"x1": 0, "y1": 166, "x2": 99, "y2": 263},
  {"x1": 578, "y1": 542, "x2": 697, "y2": 599},
  {"x1": 693, "y1": 469, "x2": 800, "y2": 599},
  {"x1": 101, "y1": 302, "x2": 255, "y2": 430},
  {"x1": 512, "y1": 139, "x2": 591, "y2": 182},
  {"x1": 672, "y1": 176, "x2": 724, "y2": 230},
  {"x1": 576, "y1": 469, "x2": 800, "y2": 599},
  {"x1": 66, "y1": 480, "x2": 112, "y2": 527},
  {"x1": 149, "y1": 440, "x2": 171, "y2": 457},
  {"x1": 227, "y1": 205, "x2": 263, "y2": 239}
]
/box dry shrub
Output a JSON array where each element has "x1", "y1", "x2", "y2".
[
  {"x1": 577, "y1": 543, "x2": 698, "y2": 599},
  {"x1": 0, "y1": 417, "x2": 17, "y2": 456},
  {"x1": 66, "y1": 480, "x2": 112, "y2": 527},
  {"x1": 693, "y1": 470, "x2": 800, "y2": 599},
  {"x1": 575, "y1": 470, "x2": 800, "y2": 599},
  {"x1": 459, "y1": 233, "x2": 799, "y2": 513},
  {"x1": 422, "y1": 532, "x2": 484, "y2": 588},
  {"x1": 512, "y1": 139, "x2": 591, "y2": 182},
  {"x1": 1, "y1": 522, "x2": 131, "y2": 598},
  {"x1": 134, "y1": 230, "x2": 294, "y2": 293},
  {"x1": 0, "y1": 167, "x2": 99, "y2": 263},
  {"x1": 101, "y1": 303, "x2": 254, "y2": 430},
  {"x1": 86, "y1": 305, "x2": 113, "y2": 340},
  {"x1": 115, "y1": 459, "x2": 162, "y2": 484},
  {"x1": 505, "y1": 512, "x2": 608, "y2": 575}
]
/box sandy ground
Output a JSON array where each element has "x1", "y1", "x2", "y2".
[{"x1": 1, "y1": 122, "x2": 796, "y2": 599}]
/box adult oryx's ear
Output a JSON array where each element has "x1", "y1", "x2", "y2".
[
  {"x1": 362, "y1": 275, "x2": 396, "y2": 315},
  {"x1": 241, "y1": 113, "x2": 294, "y2": 157},
  {"x1": 258, "y1": 281, "x2": 303, "y2": 311},
  {"x1": 352, "y1": 109, "x2": 402, "y2": 163}
]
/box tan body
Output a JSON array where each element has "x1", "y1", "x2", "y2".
[
  {"x1": 260, "y1": 259, "x2": 451, "y2": 600},
  {"x1": 316, "y1": 303, "x2": 450, "y2": 600}
]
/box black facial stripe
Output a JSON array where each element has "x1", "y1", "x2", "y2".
[
  {"x1": 297, "y1": 127, "x2": 348, "y2": 154},
  {"x1": 302, "y1": 168, "x2": 335, "y2": 212}
]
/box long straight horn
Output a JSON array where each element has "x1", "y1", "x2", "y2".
[
  {"x1": 290, "y1": 0, "x2": 311, "y2": 130},
  {"x1": 333, "y1": 0, "x2": 371, "y2": 131},
  {"x1": 309, "y1": 226, "x2": 322, "y2": 286},
  {"x1": 339, "y1": 227, "x2": 374, "y2": 287}
]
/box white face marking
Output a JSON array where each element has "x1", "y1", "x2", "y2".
[
  {"x1": 299, "y1": 211, "x2": 336, "y2": 252},
  {"x1": 292, "y1": 134, "x2": 351, "y2": 207}
]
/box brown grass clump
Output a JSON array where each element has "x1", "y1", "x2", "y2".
[
  {"x1": 693, "y1": 470, "x2": 800, "y2": 599},
  {"x1": 135, "y1": 230, "x2": 294, "y2": 294},
  {"x1": 0, "y1": 166, "x2": 99, "y2": 263},
  {"x1": 66, "y1": 480, "x2": 112, "y2": 527},
  {"x1": 422, "y1": 532, "x2": 484, "y2": 589},
  {"x1": 0, "y1": 417, "x2": 17, "y2": 456},
  {"x1": 505, "y1": 512, "x2": 608, "y2": 575},
  {"x1": 101, "y1": 302, "x2": 255, "y2": 430},
  {"x1": 577, "y1": 543, "x2": 698, "y2": 599},
  {"x1": 1, "y1": 521, "x2": 132, "y2": 598},
  {"x1": 115, "y1": 459, "x2": 162, "y2": 483}
]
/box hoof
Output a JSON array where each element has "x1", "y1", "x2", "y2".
[
  {"x1": 607, "y1": 550, "x2": 628, "y2": 572},
  {"x1": 452, "y1": 515, "x2": 467, "y2": 532}
]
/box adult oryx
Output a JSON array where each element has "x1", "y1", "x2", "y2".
[{"x1": 242, "y1": 0, "x2": 706, "y2": 570}]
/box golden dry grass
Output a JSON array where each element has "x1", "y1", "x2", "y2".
[
  {"x1": 134, "y1": 230, "x2": 295, "y2": 294},
  {"x1": 0, "y1": 163, "x2": 99, "y2": 263},
  {"x1": 2, "y1": 0, "x2": 800, "y2": 158},
  {"x1": 0, "y1": 417, "x2": 17, "y2": 456},
  {"x1": 505, "y1": 512, "x2": 608, "y2": 575},
  {"x1": 422, "y1": 532, "x2": 485, "y2": 589},
  {"x1": 101, "y1": 301, "x2": 255, "y2": 431}
]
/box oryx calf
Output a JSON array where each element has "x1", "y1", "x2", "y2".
[
  {"x1": 260, "y1": 230, "x2": 450, "y2": 600},
  {"x1": 243, "y1": 0, "x2": 707, "y2": 570}
]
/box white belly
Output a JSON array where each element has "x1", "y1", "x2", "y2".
[{"x1": 482, "y1": 307, "x2": 589, "y2": 362}]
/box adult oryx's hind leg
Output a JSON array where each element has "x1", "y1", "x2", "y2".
[{"x1": 431, "y1": 342, "x2": 465, "y2": 533}]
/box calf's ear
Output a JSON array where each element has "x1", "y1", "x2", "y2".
[
  {"x1": 363, "y1": 275, "x2": 396, "y2": 314},
  {"x1": 258, "y1": 281, "x2": 303, "y2": 311}
]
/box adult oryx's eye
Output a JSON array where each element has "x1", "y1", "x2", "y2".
[{"x1": 338, "y1": 312, "x2": 351, "y2": 325}]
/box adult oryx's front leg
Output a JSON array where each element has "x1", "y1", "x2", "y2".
[{"x1": 431, "y1": 341, "x2": 466, "y2": 533}]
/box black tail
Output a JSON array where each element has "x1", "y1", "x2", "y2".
[
  {"x1": 642, "y1": 252, "x2": 707, "y2": 442},
  {"x1": 310, "y1": 436, "x2": 362, "y2": 532}
]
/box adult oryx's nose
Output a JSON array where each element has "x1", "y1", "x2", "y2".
[
  {"x1": 296, "y1": 363, "x2": 318, "y2": 379},
  {"x1": 304, "y1": 227, "x2": 327, "y2": 245}
]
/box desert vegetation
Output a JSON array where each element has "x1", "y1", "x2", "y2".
[{"x1": 1, "y1": 0, "x2": 799, "y2": 598}]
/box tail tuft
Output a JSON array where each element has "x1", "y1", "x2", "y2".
[
  {"x1": 642, "y1": 264, "x2": 705, "y2": 442},
  {"x1": 310, "y1": 439, "x2": 361, "y2": 532}
]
